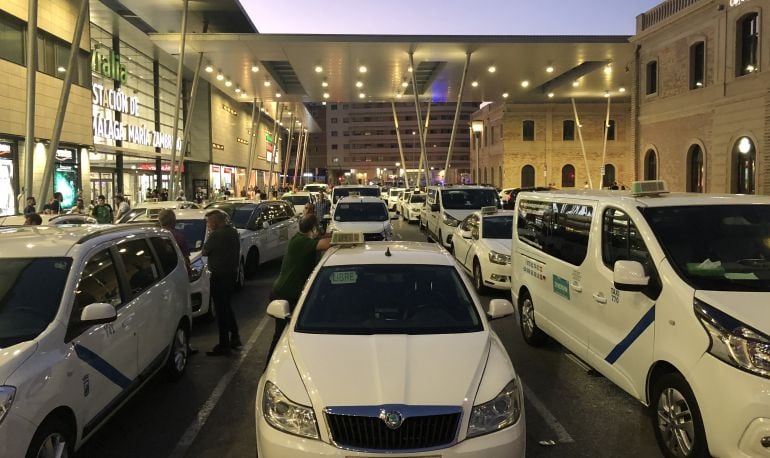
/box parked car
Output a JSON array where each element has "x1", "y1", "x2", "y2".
[
  {"x1": 256, "y1": 240, "x2": 524, "y2": 457},
  {"x1": 396, "y1": 190, "x2": 413, "y2": 216},
  {"x1": 424, "y1": 185, "x2": 500, "y2": 248},
  {"x1": 281, "y1": 191, "x2": 317, "y2": 217},
  {"x1": 402, "y1": 192, "x2": 425, "y2": 224},
  {"x1": 0, "y1": 213, "x2": 98, "y2": 226},
  {"x1": 117, "y1": 200, "x2": 200, "y2": 223},
  {"x1": 502, "y1": 186, "x2": 554, "y2": 209},
  {"x1": 330, "y1": 185, "x2": 381, "y2": 215},
  {"x1": 0, "y1": 225, "x2": 192, "y2": 458},
  {"x1": 387, "y1": 187, "x2": 405, "y2": 212},
  {"x1": 328, "y1": 196, "x2": 392, "y2": 241}
]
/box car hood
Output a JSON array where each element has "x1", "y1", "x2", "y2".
[
  {"x1": 0, "y1": 341, "x2": 38, "y2": 384},
  {"x1": 484, "y1": 239, "x2": 512, "y2": 256},
  {"x1": 331, "y1": 221, "x2": 388, "y2": 233},
  {"x1": 694, "y1": 290, "x2": 770, "y2": 335},
  {"x1": 443, "y1": 209, "x2": 478, "y2": 222},
  {"x1": 288, "y1": 332, "x2": 489, "y2": 407}
]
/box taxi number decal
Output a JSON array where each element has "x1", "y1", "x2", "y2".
[
  {"x1": 553, "y1": 274, "x2": 570, "y2": 300},
  {"x1": 331, "y1": 271, "x2": 358, "y2": 284},
  {"x1": 523, "y1": 258, "x2": 546, "y2": 281},
  {"x1": 611, "y1": 287, "x2": 620, "y2": 303}
]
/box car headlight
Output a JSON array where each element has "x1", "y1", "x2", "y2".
[
  {"x1": 467, "y1": 378, "x2": 522, "y2": 438},
  {"x1": 0, "y1": 386, "x2": 15, "y2": 425},
  {"x1": 262, "y1": 380, "x2": 319, "y2": 439},
  {"x1": 189, "y1": 257, "x2": 205, "y2": 282},
  {"x1": 488, "y1": 251, "x2": 511, "y2": 265},
  {"x1": 442, "y1": 212, "x2": 461, "y2": 227},
  {"x1": 695, "y1": 299, "x2": 770, "y2": 378}
]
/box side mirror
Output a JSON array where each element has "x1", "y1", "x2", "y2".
[
  {"x1": 487, "y1": 299, "x2": 514, "y2": 320},
  {"x1": 267, "y1": 299, "x2": 291, "y2": 319},
  {"x1": 262, "y1": 220, "x2": 270, "y2": 230},
  {"x1": 613, "y1": 260, "x2": 650, "y2": 291},
  {"x1": 80, "y1": 302, "x2": 117, "y2": 325},
  {"x1": 460, "y1": 230, "x2": 472, "y2": 239},
  {"x1": 430, "y1": 203, "x2": 440, "y2": 212}
]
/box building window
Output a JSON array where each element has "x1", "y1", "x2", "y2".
[
  {"x1": 484, "y1": 126, "x2": 488, "y2": 147},
  {"x1": 0, "y1": 12, "x2": 25, "y2": 65},
  {"x1": 521, "y1": 165, "x2": 535, "y2": 187},
  {"x1": 737, "y1": 13, "x2": 759, "y2": 76},
  {"x1": 331, "y1": 118, "x2": 338, "y2": 124},
  {"x1": 644, "y1": 150, "x2": 658, "y2": 180},
  {"x1": 331, "y1": 144, "x2": 338, "y2": 150},
  {"x1": 605, "y1": 120, "x2": 616, "y2": 141},
  {"x1": 690, "y1": 41, "x2": 705, "y2": 89},
  {"x1": 562, "y1": 120, "x2": 575, "y2": 141},
  {"x1": 603, "y1": 164, "x2": 616, "y2": 188},
  {"x1": 646, "y1": 61, "x2": 658, "y2": 95},
  {"x1": 490, "y1": 126, "x2": 495, "y2": 145},
  {"x1": 561, "y1": 164, "x2": 575, "y2": 188},
  {"x1": 331, "y1": 104, "x2": 338, "y2": 110},
  {"x1": 523, "y1": 120, "x2": 535, "y2": 141},
  {"x1": 733, "y1": 137, "x2": 756, "y2": 194},
  {"x1": 687, "y1": 144, "x2": 705, "y2": 193},
  {"x1": 331, "y1": 131, "x2": 338, "y2": 137},
  {"x1": 499, "y1": 166, "x2": 503, "y2": 187}
]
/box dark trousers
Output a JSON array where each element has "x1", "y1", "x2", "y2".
[
  {"x1": 211, "y1": 276, "x2": 240, "y2": 347},
  {"x1": 267, "y1": 290, "x2": 295, "y2": 359}
]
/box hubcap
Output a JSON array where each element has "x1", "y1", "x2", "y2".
[
  {"x1": 522, "y1": 299, "x2": 535, "y2": 337},
  {"x1": 657, "y1": 387, "x2": 695, "y2": 457},
  {"x1": 36, "y1": 433, "x2": 67, "y2": 458},
  {"x1": 172, "y1": 328, "x2": 188, "y2": 372}
]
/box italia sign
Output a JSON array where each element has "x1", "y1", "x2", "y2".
[{"x1": 91, "y1": 48, "x2": 128, "y2": 84}]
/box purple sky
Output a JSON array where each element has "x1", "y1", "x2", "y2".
[{"x1": 244, "y1": 0, "x2": 663, "y2": 35}]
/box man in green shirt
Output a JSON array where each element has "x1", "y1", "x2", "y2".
[
  {"x1": 92, "y1": 195, "x2": 113, "y2": 224},
  {"x1": 268, "y1": 214, "x2": 331, "y2": 357}
]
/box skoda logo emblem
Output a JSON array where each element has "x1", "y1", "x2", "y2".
[{"x1": 379, "y1": 410, "x2": 404, "y2": 430}]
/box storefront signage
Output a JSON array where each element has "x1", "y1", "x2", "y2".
[
  {"x1": 0, "y1": 144, "x2": 11, "y2": 156},
  {"x1": 92, "y1": 48, "x2": 128, "y2": 84},
  {"x1": 211, "y1": 165, "x2": 220, "y2": 172},
  {"x1": 136, "y1": 163, "x2": 183, "y2": 173},
  {"x1": 92, "y1": 83, "x2": 139, "y2": 116},
  {"x1": 223, "y1": 167, "x2": 233, "y2": 174},
  {"x1": 55, "y1": 149, "x2": 73, "y2": 161}
]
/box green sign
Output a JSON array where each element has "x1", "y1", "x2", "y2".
[
  {"x1": 552, "y1": 275, "x2": 570, "y2": 300},
  {"x1": 266, "y1": 134, "x2": 274, "y2": 143},
  {"x1": 91, "y1": 48, "x2": 127, "y2": 84}
]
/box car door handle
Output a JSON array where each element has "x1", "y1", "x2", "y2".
[
  {"x1": 593, "y1": 292, "x2": 607, "y2": 304},
  {"x1": 570, "y1": 283, "x2": 583, "y2": 292}
]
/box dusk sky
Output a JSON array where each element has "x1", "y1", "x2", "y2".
[{"x1": 244, "y1": 0, "x2": 663, "y2": 36}]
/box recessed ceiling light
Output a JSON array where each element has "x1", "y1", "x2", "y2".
[
  {"x1": 235, "y1": 87, "x2": 241, "y2": 93},
  {"x1": 264, "y1": 80, "x2": 271, "y2": 87},
  {"x1": 396, "y1": 93, "x2": 403, "y2": 98},
  {"x1": 322, "y1": 101, "x2": 327, "y2": 105},
  {"x1": 359, "y1": 65, "x2": 367, "y2": 73},
  {"x1": 619, "y1": 87, "x2": 626, "y2": 93},
  {"x1": 604, "y1": 91, "x2": 610, "y2": 98},
  {"x1": 604, "y1": 64, "x2": 612, "y2": 75},
  {"x1": 225, "y1": 80, "x2": 232, "y2": 87},
  {"x1": 401, "y1": 80, "x2": 408, "y2": 88},
  {"x1": 572, "y1": 80, "x2": 580, "y2": 87},
  {"x1": 240, "y1": 93, "x2": 247, "y2": 98},
  {"x1": 546, "y1": 66, "x2": 554, "y2": 73},
  {"x1": 57, "y1": 66, "x2": 66, "y2": 73},
  {"x1": 471, "y1": 81, "x2": 479, "y2": 88},
  {"x1": 205, "y1": 65, "x2": 214, "y2": 73},
  {"x1": 359, "y1": 93, "x2": 366, "y2": 98},
  {"x1": 276, "y1": 92, "x2": 282, "y2": 98},
  {"x1": 355, "y1": 81, "x2": 363, "y2": 88},
  {"x1": 488, "y1": 66, "x2": 496, "y2": 73},
  {"x1": 216, "y1": 73, "x2": 224, "y2": 81},
  {"x1": 502, "y1": 92, "x2": 509, "y2": 98},
  {"x1": 548, "y1": 92, "x2": 555, "y2": 98},
  {"x1": 322, "y1": 81, "x2": 329, "y2": 87},
  {"x1": 521, "y1": 80, "x2": 530, "y2": 88},
  {"x1": 408, "y1": 66, "x2": 413, "y2": 72},
  {"x1": 323, "y1": 92, "x2": 330, "y2": 99},
  {"x1": 315, "y1": 65, "x2": 323, "y2": 73}
]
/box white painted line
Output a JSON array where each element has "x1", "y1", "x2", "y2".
[
  {"x1": 169, "y1": 315, "x2": 271, "y2": 458},
  {"x1": 522, "y1": 381, "x2": 575, "y2": 444}
]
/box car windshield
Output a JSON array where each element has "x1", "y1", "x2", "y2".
[
  {"x1": 334, "y1": 202, "x2": 388, "y2": 222},
  {"x1": 295, "y1": 264, "x2": 483, "y2": 335},
  {"x1": 441, "y1": 189, "x2": 499, "y2": 210},
  {"x1": 642, "y1": 205, "x2": 770, "y2": 291},
  {"x1": 390, "y1": 190, "x2": 401, "y2": 197},
  {"x1": 0, "y1": 258, "x2": 72, "y2": 348},
  {"x1": 305, "y1": 185, "x2": 326, "y2": 193},
  {"x1": 230, "y1": 204, "x2": 257, "y2": 229},
  {"x1": 283, "y1": 195, "x2": 310, "y2": 206},
  {"x1": 410, "y1": 195, "x2": 425, "y2": 203},
  {"x1": 332, "y1": 188, "x2": 380, "y2": 203},
  {"x1": 483, "y1": 215, "x2": 513, "y2": 239},
  {"x1": 177, "y1": 219, "x2": 207, "y2": 252}
]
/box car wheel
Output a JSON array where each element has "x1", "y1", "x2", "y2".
[
  {"x1": 472, "y1": 259, "x2": 489, "y2": 294},
  {"x1": 651, "y1": 373, "x2": 709, "y2": 458},
  {"x1": 519, "y1": 290, "x2": 547, "y2": 346},
  {"x1": 26, "y1": 415, "x2": 74, "y2": 458},
  {"x1": 236, "y1": 259, "x2": 245, "y2": 290},
  {"x1": 246, "y1": 248, "x2": 260, "y2": 278},
  {"x1": 166, "y1": 323, "x2": 189, "y2": 379}
]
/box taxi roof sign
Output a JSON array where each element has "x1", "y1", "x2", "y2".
[
  {"x1": 331, "y1": 231, "x2": 364, "y2": 246},
  {"x1": 630, "y1": 180, "x2": 669, "y2": 197}
]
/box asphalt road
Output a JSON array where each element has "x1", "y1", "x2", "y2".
[{"x1": 76, "y1": 217, "x2": 662, "y2": 458}]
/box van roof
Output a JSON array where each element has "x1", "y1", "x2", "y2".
[{"x1": 518, "y1": 190, "x2": 770, "y2": 208}]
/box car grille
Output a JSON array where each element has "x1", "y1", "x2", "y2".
[
  {"x1": 326, "y1": 411, "x2": 460, "y2": 451},
  {"x1": 363, "y1": 232, "x2": 384, "y2": 241}
]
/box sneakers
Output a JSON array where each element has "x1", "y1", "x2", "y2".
[
  {"x1": 206, "y1": 344, "x2": 231, "y2": 356},
  {"x1": 230, "y1": 338, "x2": 243, "y2": 350}
]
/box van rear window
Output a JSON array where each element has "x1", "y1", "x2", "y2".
[{"x1": 517, "y1": 200, "x2": 593, "y2": 265}]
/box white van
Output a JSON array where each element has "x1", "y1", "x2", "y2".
[
  {"x1": 424, "y1": 185, "x2": 500, "y2": 248},
  {"x1": 511, "y1": 181, "x2": 770, "y2": 458}
]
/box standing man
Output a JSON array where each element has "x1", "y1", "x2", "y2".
[
  {"x1": 158, "y1": 209, "x2": 191, "y2": 274},
  {"x1": 68, "y1": 198, "x2": 86, "y2": 214},
  {"x1": 268, "y1": 214, "x2": 332, "y2": 357},
  {"x1": 114, "y1": 195, "x2": 130, "y2": 222},
  {"x1": 314, "y1": 191, "x2": 331, "y2": 234},
  {"x1": 23, "y1": 196, "x2": 36, "y2": 216},
  {"x1": 91, "y1": 195, "x2": 113, "y2": 224},
  {"x1": 202, "y1": 210, "x2": 242, "y2": 356}
]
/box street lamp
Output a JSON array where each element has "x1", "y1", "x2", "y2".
[{"x1": 471, "y1": 120, "x2": 484, "y2": 184}]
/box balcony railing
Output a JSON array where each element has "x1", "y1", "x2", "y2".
[{"x1": 639, "y1": 0, "x2": 706, "y2": 31}]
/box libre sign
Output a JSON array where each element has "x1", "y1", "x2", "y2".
[{"x1": 92, "y1": 48, "x2": 128, "y2": 84}]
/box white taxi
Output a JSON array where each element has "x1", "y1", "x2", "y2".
[
  {"x1": 117, "y1": 200, "x2": 200, "y2": 223},
  {"x1": 281, "y1": 191, "x2": 316, "y2": 217},
  {"x1": 401, "y1": 192, "x2": 425, "y2": 224},
  {"x1": 256, "y1": 238, "x2": 525, "y2": 457},
  {"x1": 451, "y1": 208, "x2": 514, "y2": 293},
  {"x1": 0, "y1": 225, "x2": 192, "y2": 458},
  {"x1": 328, "y1": 196, "x2": 393, "y2": 241}
]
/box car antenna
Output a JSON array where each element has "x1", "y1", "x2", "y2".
[{"x1": 385, "y1": 247, "x2": 392, "y2": 257}]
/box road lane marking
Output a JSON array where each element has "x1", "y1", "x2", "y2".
[
  {"x1": 522, "y1": 381, "x2": 575, "y2": 444},
  {"x1": 169, "y1": 315, "x2": 271, "y2": 458}
]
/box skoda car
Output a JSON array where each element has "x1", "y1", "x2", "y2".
[
  {"x1": 256, "y1": 240, "x2": 525, "y2": 457},
  {"x1": 451, "y1": 208, "x2": 515, "y2": 293},
  {"x1": 328, "y1": 196, "x2": 393, "y2": 241}
]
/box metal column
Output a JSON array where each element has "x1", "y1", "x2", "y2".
[
  {"x1": 37, "y1": 0, "x2": 88, "y2": 210},
  {"x1": 267, "y1": 103, "x2": 283, "y2": 194},
  {"x1": 444, "y1": 52, "x2": 471, "y2": 184},
  {"x1": 281, "y1": 113, "x2": 296, "y2": 189},
  {"x1": 409, "y1": 52, "x2": 431, "y2": 188},
  {"x1": 571, "y1": 98, "x2": 593, "y2": 190},
  {"x1": 298, "y1": 129, "x2": 310, "y2": 187},
  {"x1": 292, "y1": 129, "x2": 305, "y2": 190},
  {"x1": 390, "y1": 101, "x2": 410, "y2": 189},
  {"x1": 243, "y1": 100, "x2": 261, "y2": 196},
  {"x1": 422, "y1": 99, "x2": 432, "y2": 172},
  {"x1": 599, "y1": 96, "x2": 611, "y2": 189},
  {"x1": 24, "y1": 0, "x2": 38, "y2": 204},
  {"x1": 168, "y1": 0, "x2": 189, "y2": 201}
]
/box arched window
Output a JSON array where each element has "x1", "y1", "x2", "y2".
[
  {"x1": 644, "y1": 150, "x2": 658, "y2": 180},
  {"x1": 687, "y1": 145, "x2": 705, "y2": 193},
  {"x1": 737, "y1": 13, "x2": 759, "y2": 77},
  {"x1": 561, "y1": 164, "x2": 575, "y2": 188},
  {"x1": 733, "y1": 137, "x2": 756, "y2": 194},
  {"x1": 521, "y1": 165, "x2": 535, "y2": 187},
  {"x1": 603, "y1": 164, "x2": 616, "y2": 188}
]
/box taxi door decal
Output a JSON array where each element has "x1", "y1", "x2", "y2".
[
  {"x1": 604, "y1": 305, "x2": 655, "y2": 364},
  {"x1": 74, "y1": 344, "x2": 132, "y2": 389}
]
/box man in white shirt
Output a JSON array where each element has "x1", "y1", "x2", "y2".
[{"x1": 114, "y1": 195, "x2": 130, "y2": 222}]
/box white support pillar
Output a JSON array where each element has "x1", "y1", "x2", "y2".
[
  {"x1": 391, "y1": 101, "x2": 410, "y2": 189},
  {"x1": 409, "y1": 52, "x2": 431, "y2": 188},
  {"x1": 267, "y1": 103, "x2": 283, "y2": 194},
  {"x1": 444, "y1": 52, "x2": 471, "y2": 184},
  {"x1": 168, "y1": 0, "x2": 189, "y2": 201},
  {"x1": 37, "y1": 0, "x2": 88, "y2": 210},
  {"x1": 24, "y1": 0, "x2": 38, "y2": 204},
  {"x1": 422, "y1": 99, "x2": 432, "y2": 174},
  {"x1": 176, "y1": 39, "x2": 205, "y2": 198},
  {"x1": 599, "y1": 96, "x2": 611, "y2": 189},
  {"x1": 293, "y1": 128, "x2": 305, "y2": 190},
  {"x1": 571, "y1": 98, "x2": 593, "y2": 190},
  {"x1": 298, "y1": 128, "x2": 310, "y2": 187},
  {"x1": 281, "y1": 113, "x2": 296, "y2": 189},
  {"x1": 243, "y1": 100, "x2": 262, "y2": 195}
]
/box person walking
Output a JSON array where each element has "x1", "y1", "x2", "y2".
[
  {"x1": 202, "y1": 209, "x2": 242, "y2": 356},
  {"x1": 314, "y1": 191, "x2": 331, "y2": 234},
  {"x1": 92, "y1": 195, "x2": 113, "y2": 224},
  {"x1": 267, "y1": 214, "x2": 332, "y2": 357}
]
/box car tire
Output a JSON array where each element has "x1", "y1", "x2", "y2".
[
  {"x1": 246, "y1": 248, "x2": 260, "y2": 278},
  {"x1": 519, "y1": 290, "x2": 548, "y2": 346},
  {"x1": 472, "y1": 259, "x2": 489, "y2": 294},
  {"x1": 651, "y1": 373, "x2": 709, "y2": 458},
  {"x1": 26, "y1": 415, "x2": 74, "y2": 458},
  {"x1": 166, "y1": 322, "x2": 189, "y2": 380}
]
